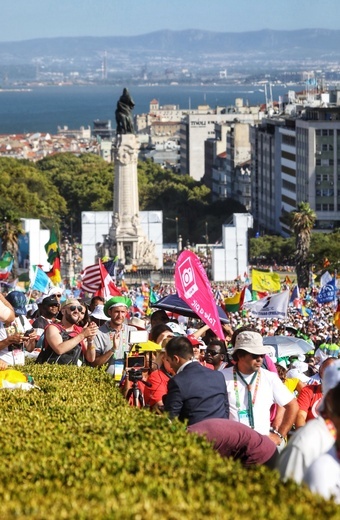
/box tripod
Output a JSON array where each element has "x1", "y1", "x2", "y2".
[{"x1": 125, "y1": 368, "x2": 151, "y2": 408}]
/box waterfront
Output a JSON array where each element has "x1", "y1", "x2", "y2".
[{"x1": 0, "y1": 84, "x2": 301, "y2": 135}]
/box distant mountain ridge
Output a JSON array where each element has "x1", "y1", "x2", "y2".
[{"x1": 1, "y1": 28, "x2": 340, "y2": 63}]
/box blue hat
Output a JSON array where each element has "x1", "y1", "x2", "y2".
[{"x1": 6, "y1": 291, "x2": 27, "y2": 315}]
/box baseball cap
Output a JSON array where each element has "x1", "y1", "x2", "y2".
[
  {"x1": 42, "y1": 295, "x2": 59, "y2": 307},
  {"x1": 90, "y1": 305, "x2": 107, "y2": 321},
  {"x1": 5, "y1": 291, "x2": 27, "y2": 315}
]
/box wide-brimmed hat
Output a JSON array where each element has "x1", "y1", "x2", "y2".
[
  {"x1": 129, "y1": 317, "x2": 146, "y2": 330},
  {"x1": 5, "y1": 291, "x2": 27, "y2": 315},
  {"x1": 234, "y1": 331, "x2": 272, "y2": 355},
  {"x1": 104, "y1": 296, "x2": 132, "y2": 317},
  {"x1": 90, "y1": 305, "x2": 107, "y2": 321}
]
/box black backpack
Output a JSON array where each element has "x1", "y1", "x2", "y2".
[{"x1": 35, "y1": 323, "x2": 83, "y2": 366}]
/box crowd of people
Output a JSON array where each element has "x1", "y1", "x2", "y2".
[{"x1": 0, "y1": 284, "x2": 339, "y2": 504}]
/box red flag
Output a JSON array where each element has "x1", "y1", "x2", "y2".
[
  {"x1": 47, "y1": 255, "x2": 61, "y2": 285},
  {"x1": 94, "y1": 261, "x2": 122, "y2": 299}
]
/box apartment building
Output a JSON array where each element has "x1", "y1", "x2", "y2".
[{"x1": 250, "y1": 104, "x2": 340, "y2": 235}]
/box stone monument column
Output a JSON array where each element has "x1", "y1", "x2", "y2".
[{"x1": 108, "y1": 88, "x2": 158, "y2": 269}]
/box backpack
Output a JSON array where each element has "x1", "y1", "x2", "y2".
[{"x1": 35, "y1": 323, "x2": 83, "y2": 366}]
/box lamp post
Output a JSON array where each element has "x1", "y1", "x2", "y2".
[{"x1": 165, "y1": 216, "x2": 179, "y2": 253}]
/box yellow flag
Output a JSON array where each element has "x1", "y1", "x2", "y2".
[{"x1": 251, "y1": 269, "x2": 281, "y2": 292}]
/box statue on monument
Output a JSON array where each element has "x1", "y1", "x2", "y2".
[{"x1": 115, "y1": 88, "x2": 135, "y2": 134}]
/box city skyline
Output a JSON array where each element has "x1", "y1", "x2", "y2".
[{"x1": 2, "y1": 0, "x2": 340, "y2": 42}]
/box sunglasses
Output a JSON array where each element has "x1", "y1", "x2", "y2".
[
  {"x1": 250, "y1": 354, "x2": 266, "y2": 359},
  {"x1": 206, "y1": 350, "x2": 220, "y2": 356},
  {"x1": 55, "y1": 294, "x2": 62, "y2": 298},
  {"x1": 68, "y1": 305, "x2": 83, "y2": 312}
]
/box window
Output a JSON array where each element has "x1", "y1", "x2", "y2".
[
  {"x1": 330, "y1": 204, "x2": 334, "y2": 211},
  {"x1": 316, "y1": 204, "x2": 321, "y2": 210},
  {"x1": 323, "y1": 174, "x2": 328, "y2": 181},
  {"x1": 322, "y1": 129, "x2": 328, "y2": 136},
  {"x1": 316, "y1": 159, "x2": 321, "y2": 166}
]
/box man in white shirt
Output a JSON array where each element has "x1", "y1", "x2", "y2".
[
  {"x1": 279, "y1": 359, "x2": 340, "y2": 484},
  {"x1": 222, "y1": 330, "x2": 298, "y2": 446}
]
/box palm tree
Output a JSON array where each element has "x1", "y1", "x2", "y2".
[{"x1": 290, "y1": 202, "x2": 316, "y2": 288}]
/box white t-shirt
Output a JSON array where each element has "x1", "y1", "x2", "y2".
[
  {"x1": 222, "y1": 366, "x2": 293, "y2": 435},
  {"x1": 0, "y1": 316, "x2": 32, "y2": 365},
  {"x1": 303, "y1": 445, "x2": 340, "y2": 503},
  {"x1": 278, "y1": 415, "x2": 335, "y2": 483}
]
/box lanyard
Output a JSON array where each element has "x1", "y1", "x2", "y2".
[{"x1": 233, "y1": 367, "x2": 260, "y2": 429}]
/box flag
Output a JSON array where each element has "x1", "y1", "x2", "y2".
[
  {"x1": 30, "y1": 265, "x2": 51, "y2": 293},
  {"x1": 334, "y1": 301, "x2": 340, "y2": 329},
  {"x1": 317, "y1": 278, "x2": 336, "y2": 304},
  {"x1": 120, "y1": 279, "x2": 129, "y2": 293},
  {"x1": 239, "y1": 286, "x2": 252, "y2": 309},
  {"x1": 149, "y1": 289, "x2": 158, "y2": 305},
  {"x1": 82, "y1": 262, "x2": 119, "y2": 296},
  {"x1": 323, "y1": 258, "x2": 331, "y2": 268},
  {"x1": 81, "y1": 263, "x2": 102, "y2": 293},
  {"x1": 243, "y1": 290, "x2": 290, "y2": 319},
  {"x1": 94, "y1": 261, "x2": 122, "y2": 300},
  {"x1": 175, "y1": 250, "x2": 224, "y2": 340},
  {"x1": 284, "y1": 275, "x2": 293, "y2": 285},
  {"x1": 224, "y1": 292, "x2": 241, "y2": 313},
  {"x1": 47, "y1": 256, "x2": 62, "y2": 285},
  {"x1": 44, "y1": 230, "x2": 59, "y2": 264},
  {"x1": 251, "y1": 269, "x2": 281, "y2": 292},
  {"x1": 0, "y1": 252, "x2": 14, "y2": 280},
  {"x1": 320, "y1": 271, "x2": 332, "y2": 287}
]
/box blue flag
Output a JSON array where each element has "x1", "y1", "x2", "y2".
[
  {"x1": 317, "y1": 278, "x2": 336, "y2": 304},
  {"x1": 30, "y1": 265, "x2": 51, "y2": 293}
]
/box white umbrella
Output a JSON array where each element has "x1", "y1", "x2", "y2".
[{"x1": 263, "y1": 335, "x2": 313, "y2": 358}]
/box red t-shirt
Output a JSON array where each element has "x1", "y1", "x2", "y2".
[
  {"x1": 144, "y1": 369, "x2": 170, "y2": 407},
  {"x1": 297, "y1": 384, "x2": 323, "y2": 421}
]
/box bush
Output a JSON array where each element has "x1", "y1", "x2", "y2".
[{"x1": 0, "y1": 365, "x2": 338, "y2": 519}]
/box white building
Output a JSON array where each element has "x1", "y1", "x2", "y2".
[{"x1": 211, "y1": 213, "x2": 253, "y2": 282}]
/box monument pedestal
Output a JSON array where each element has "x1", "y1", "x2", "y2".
[{"x1": 109, "y1": 134, "x2": 158, "y2": 269}]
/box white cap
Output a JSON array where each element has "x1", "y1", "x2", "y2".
[
  {"x1": 286, "y1": 369, "x2": 310, "y2": 383},
  {"x1": 319, "y1": 359, "x2": 340, "y2": 412}
]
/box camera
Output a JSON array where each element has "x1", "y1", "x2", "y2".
[
  {"x1": 182, "y1": 267, "x2": 193, "y2": 287},
  {"x1": 127, "y1": 368, "x2": 144, "y2": 383},
  {"x1": 24, "y1": 328, "x2": 35, "y2": 337}
]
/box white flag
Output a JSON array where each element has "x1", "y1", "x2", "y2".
[
  {"x1": 243, "y1": 290, "x2": 290, "y2": 319},
  {"x1": 320, "y1": 271, "x2": 332, "y2": 287}
]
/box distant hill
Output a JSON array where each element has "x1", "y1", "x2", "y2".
[{"x1": 1, "y1": 29, "x2": 340, "y2": 63}]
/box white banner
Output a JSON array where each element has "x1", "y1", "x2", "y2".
[{"x1": 243, "y1": 290, "x2": 290, "y2": 319}]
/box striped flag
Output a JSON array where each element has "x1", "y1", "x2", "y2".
[
  {"x1": 81, "y1": 260, "x2": 121, "y2": 296},
  {"x1": 0, "y1": 252, "x2": 14, "y2": 280}
]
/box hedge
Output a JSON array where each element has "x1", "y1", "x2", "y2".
[{"x1": 0, "y1": 364, "x2": 338, "y2": 520}]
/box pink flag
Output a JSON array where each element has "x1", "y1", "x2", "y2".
[{"x1": 175, "y1": 250, "x2": 224, "y2": 340}]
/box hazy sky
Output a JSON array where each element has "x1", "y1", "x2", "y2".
[{"x1": 2, "y1": 0, "x2": 340, "y2": 42}]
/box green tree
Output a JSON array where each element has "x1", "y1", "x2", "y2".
[
  {"x1": 290, "y1": 202, "x2": 316, "y2": 287},
  {"x1": 37, "y1": 153, "x2": 114, "y2": 235}
]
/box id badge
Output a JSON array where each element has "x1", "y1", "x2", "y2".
[{"x1": 238, "y1": 409, "x2": 250, "y2": 427}]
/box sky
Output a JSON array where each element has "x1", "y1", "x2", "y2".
[{"x1": 1, "y1": 0, "x2": 340, "y2": 42}]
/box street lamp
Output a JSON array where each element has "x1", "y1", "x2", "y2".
[{"x1": 165, "y1": 217, "x2": 179, "y2": 252}]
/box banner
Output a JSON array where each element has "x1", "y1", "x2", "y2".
[
  {"x1": 317, "y1": 278, "x2": 336, "y2": 304},
  {"x1": 251, "y1": 269, "x2": 281, "y2": 292},
  {"x1": 175, "y1": 250, "x2": 224, "y2": 340},
  {"x1": 243, "y1": 290, "x2": 290, "y2": 319}
]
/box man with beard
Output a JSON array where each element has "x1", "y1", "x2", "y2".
[
  {"x1": 91, "y1": 296, "x2": 136, "y2": 377},
  {"x1": 36, "y1": 298, "x2": 98, "y2": 365},
  {"x1": 222, "y1": 330, "x2": 298, "y2": 447},
  {"x1": 32, "y1": 295, "x2": 60, "y2": 340}
]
